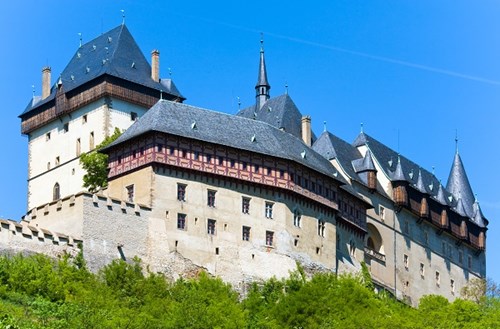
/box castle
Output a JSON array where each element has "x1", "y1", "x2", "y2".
[{"x1": 6, "y1": 24, "x2": 487, "y2": 306}]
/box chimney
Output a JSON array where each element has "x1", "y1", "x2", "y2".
[
  {"x1": 301, "y1": 115, "x2": 311, "y2": 146},
  {"x1": 42, "y1": 66, "x2": 51, "y2": 99},
  {"x1": 151, "y1": 49, "x2": 160, "y2": 82}
]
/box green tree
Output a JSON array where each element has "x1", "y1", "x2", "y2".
[{"x1": 80, "y1": 127, "x2": 122, "y2": 192}]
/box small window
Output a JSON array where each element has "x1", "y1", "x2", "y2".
[
  {"x1": 207, "y1": 190, "x2": 216, "y2": 207},
  {"x1": 293, "y1": 210, "x2": 301, "y2": 228},
  {"x1": 442, "y1": 241, "x2": 446, "y2": 255},
  {"x1": 126, "y1": 185, "x2": 134, "y2": 203},
  {"x1": 242, "y1": 162, "x2": 247, "y2": 170},
  {"x1": 450, "y1": 279, "x2": 455, "y2": 295},
  {"x1": 404, "y1": 254, "x2": 409, "y2": 270},
  {"x1": 194, "y1": 151, "x2": 200, "y2": 161},
  {"x1": 435, "y1": 271, "x2": 441, "y2": 287},
  {"x1": 46, "y1": 132, "x2": 51, "y2": 141},
  {"x1": 63, "y1": 123, "x2": 69, "y2": 132},
  {"x1": 177, "y1": 213, "x2": 186, "y2": 230},
  {"x1": 169, "y1": 146, "x2": 175, "y2": 155},
  {"x1": 349, "y1": 240, "x2": 356, "y2": 257},
  {"x1": 182, "y1": 149, "x2": 187, "y2": 158},
  {"x1": 47, "y1": 162, "x2": 51, "y2": 170},
  {"x1": 420, "y1": 263, "x2": 425, "y2": 277},
  {"x1": 82, "y1": 114, "x2": 87, "y2": 124},
  {"x1": 131, "y1": 112, "x2": 138, "y2": 121},
  {"x1": 218, "y1": 156, "x2": 224, "y2": 165},
  {"x1": 55, "y1": 156, "x2": 60, "y2": 166},
  {"x1": 207, "y1": 219, "x2": 216, "y2": 235},
  {"x1": 157, "y1": 144, "x2": 163, "y2": 152},
  {"x1": 254, "y1": 164, "x2": 260, "y2": 173},
  {"x1": 230, "y1": 159, "x2": 235, "y2": 168},
  {"x1": 265, "y1": 202, "x2": 273, "y2": 219},
  {"x1": 242, "y1": 226, "x2": 251, "y2": 241},
  {"x1": 279, "y1": 169, "x2": 285, "y2": 178},
  {"x1": 76, "y1": 138, "x2": 81, "y2": 156},
  {"x1": 53, "y1": 183, "x2": 60, "y2": 201},
  {"x1": 266, "y1": 231, "x2": 274, "y2": 246},
  {"x1": 318, "y1": 220, "x2": 325, "y2": 237},
  {"x1": 206, "y1": 154, "x2": 212, "y2": 163},
  {"x1": 90, "y1": 132, "x2": 95, "y2": 149},
  {"x1": 242, "y1": 197, "x2": 250, "y2": 214},
  {"x1": 177, "y1": 183, "x2": 186, "y2": 201},
  {"x1": 379, "y1": 205, "x2": 386, "y2": 221},
  {"x1": 266, "y1": 167, "x2": 272, "y2": 176}
]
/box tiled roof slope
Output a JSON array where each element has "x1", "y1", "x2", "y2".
[
  {"x1": 106, "y1": 100, "x2": 346, "y2": 184},
  {"x1": 237, "y1": 94, "x2": 304, "y2": 140},
  {"x1": 21, "y1": 24, "x2": 184, "y2": 117},
  {"x1": 353, "y1": 132, "x2": 487, "y2": 227},
  {"x1": 446, "y1": 152, "x2": 475, "y2": 218}
]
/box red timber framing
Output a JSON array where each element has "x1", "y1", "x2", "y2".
[
  {"x1": 405, "y1": 187, "x2": 485, "y2": 251},
  {"x1": 106, "y1": 131, "x2": 369, "y2": 230},
  {"x1": 20, "y1": 75, "x2": 179, "y2": 135}
]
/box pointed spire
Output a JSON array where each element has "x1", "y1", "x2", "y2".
[
  {"x1": 454, "y1": 197, "x2": 468, "y2": 217},
  {"x1": 255, "y1": 33, "x2": 271, "y2": 110},
  {"x1": 455, "y1": 129, "x2": 459, "y2": 154},
  {"x1": 323, "y1": 121, "x2": 327, "y2": 132},
  {"x1": 435, "y1": 182, "x2": 448, "y2": 205},
  {"x1": 414, "y1": 169, "x2": 428, "y2": 194},
  {"x1": 361, "y1": 149, "x2": 376, "y2": 171},
  {"x1": 391, "y1": 156, "x2": 405, "y2": 181},
  {"x1": 446, "y1": 152, "x2": 475, "y2": 219},
  {"x1": 472, "y1": 198, "x2": 486, "y2": 227}
]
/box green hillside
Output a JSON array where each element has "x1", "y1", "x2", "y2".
[{"x1": 0, "y1": 252, "x2": 498, "y2": 328}]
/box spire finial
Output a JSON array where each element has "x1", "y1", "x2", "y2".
[
  {"x1": 237, "y1": 96, "x2": 241, "y2": 110},
  {"x1": 260, "y1": 32, "x2": 264, "y2": 52},
  {"x1": 31, "y1": 85, "x2": 35, "y2": 98},
  {"x1": 360, "y1": 122, "x2": 364, "y2": 133},
  {"x1": 455, "y1": 129, "x2": 459, "y2": 154},
  {"x1": 432, "y1": 166, "x2": 435, "y2": 176},
  {"x1": 323, "y1": 121, "x2": 327, "y2": 132},
  {"x1": 160, "y1": 89, "x2": 163, "y2": 100},
  {"x1": 78, "y1": 33, "x2": 82, "y2": 48},
  {"x1": 168, "y1": 67, "x2": 172, "y2": 77},
  {"x1": 285, "y1": 81, "x2": 288, "y2": 94},
  {"x1": 121, "y1": 9, "x2": 125, "y2": 25}
]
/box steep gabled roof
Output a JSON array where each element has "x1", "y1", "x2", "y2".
[
  {"x1": 21, "y1": 24, "x2": 184, "y2": 117},
  {"x1": 106, "y1": 100, "x2": 346, "y2": 184},
  {"x1": 446, "y1": 152, "x2": 475, "y2": 218},
  {"x1": 237, "y1": 94, "x2": 305, "y2": 140}
]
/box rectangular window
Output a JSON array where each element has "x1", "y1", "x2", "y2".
[
  {"x1": 420, "y1": 263, "x2": 425, "y2": 277},
  {"x1": 266, "y1": 167, "x2": 272, "y2": 175},
  {"x1": 280, "y1": 169, "x2": 285, "y2": 178},
  {"x1": 436, "y1": 271, "x2": 441, "y2": 287},
  {"x1": 169, "y1": 146, "x2": 175, "y2": 155},
  {"x1": 404, "y1": 254, "x2": 409, "y2": 270},
  {"x1": 293, "y1": 210, "x2": 301, "y2": 227},
  {"x1": 177, "y1": 213, "x2": 186, "y2": 230},
  {"x1": 242, "y1": 161, "x2": 247, "y2": 170},
  {"x1": 194, "y1": 151, "x2": 200, "y2": 161},
  {"x1": 76, "y1": 138, "x2": 81, "y2": 156},
  {"x1": 206, "y1": 154, "x2": 212, "y2": 163},
  {"x1": 218, "y1": 156, "x2": 224, "y2": 165},
  {"x1": 55, "y1": 156, "x2": 60, "y2": 166},
  {"x1": 207, "y1": 190, "x2": 216, "y2": 207},
  {"x1": 242, "y1": 226, "x2": 251, "y2": 241},
  {"x1": 46, "y1": 132, "x2": 51, "y2": 141},
  {"x1": 63, "y1": 123, "x2": 69, "y2": 132},
  {"x1": 182, "y1": 149, "x2": 187, "y2": 158},
  {"x1": 242, "y1": 197, "x2": 250, "y2": 214},
  {"x1": 451, "y1": 279, "x2": 455, "y2": 295},
  {"x1": 157, "y1": 144, "x2": 163, "y2": 152},
  {"x1": 379, "y1": 205, "x2": 386, "y2": 221},
  {"x1": 177, "y1": 184, "x2": 186, "y2": 201},
  {"x1": 126, "y1": 184, "x2": 134, "y2": 202},
  {"x1": 254, "y1": 164, "x2": 260, "y2": 173},
  {"x1": 207, "y1": 219, "x2": 216, "y2": 235},
  {"x1": 82, "y1": 114, "x2": 87, "y2": 124},
  {"x1": 131, "y1": 112, "x2": 138, "y2": 121},
  {"x1": 90, "y1": 132, "x2": 95, "y2": 149},
  {"x1": 266, "y1": 231, "x2": 274, "y2": 246},
  {"x1": 265, "y1": 202, "x2": 273, "y2": 219},
  {"x1": 318, "y1": 220, "x2": 325, "y2": 237},
  {"x1": 230, "y1": 159, "x2": 235, "y2": 168}
]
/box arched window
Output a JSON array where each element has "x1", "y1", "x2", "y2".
[
  {"x1": 53, "y1": 183, "x2": 60, "y2": 201},
  {"x1": 366, "y1": 223, "x2": 385, "y2": 255}
]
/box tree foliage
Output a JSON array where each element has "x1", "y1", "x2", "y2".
[
  {"x1": 79, "y1": 127, "x2": 122, "y2": 193},
  {"x1": 0, "y1": 253, "x2": 498, "y2": 328}
]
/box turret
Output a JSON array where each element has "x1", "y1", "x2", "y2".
[
  {"x1": 392, "y1": 156, "x2": 408, "y2": 207},
  {"x1": 255, "y1": 36, "x2": 270, "y2": 110},
  {"x1": 414, "y1": 169, "x2": 429, "y2": 219}
]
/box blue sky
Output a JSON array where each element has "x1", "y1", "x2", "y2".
[{"x1": 1, "y1": 1, "x2": 499, "y2": 283}]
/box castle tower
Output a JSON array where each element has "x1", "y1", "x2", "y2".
[
  {"x1": 19, "y1": 24, "x2": 185, "y2": 210},
  {"x1": 255, "y1": 36, "x2": 270, "y2": 110}
]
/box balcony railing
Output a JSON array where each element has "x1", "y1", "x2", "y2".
[{"x1": 364, "y1": 246, "x2": 386, "y2": 262}]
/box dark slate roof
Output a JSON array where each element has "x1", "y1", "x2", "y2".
[
  {"x1": 256, "y1": 47, "x2": 270, "y2": 88},
  {"x1": 446, "y1": 152, "x2": 475, "y2": 218},
  {"x1": 352, "y1": 149, "x2": 376, "y2": 173},
  {"x1": 21, "y1": 24, "x2": 184, "y2": 117},
  {"x1": 472, "y1": 200, "x2": 488, "y2": 228},
  {"x1": 312, "y1": 131, "x2": 361, "y2": 181},
  {"x1": 237, "y1": 94, "x2": 305, "y2": 140},
  {"x1": 106, "y1": 100, "x2": 346, "y2": 185},
  {"x1": 414, "y1": 169, "x2": 429, "y2": 194},
  {"x1": 352, "y1": 132, "x2": 454, "y2": 206}
]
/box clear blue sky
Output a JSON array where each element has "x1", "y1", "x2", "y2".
[{"x1": 1, "y1": 1, "x2": 499, "y2": 283}]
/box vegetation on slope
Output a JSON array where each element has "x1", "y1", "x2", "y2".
[{"x1": 0, "y1": 253, "x2": 498, "y2": 328}]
